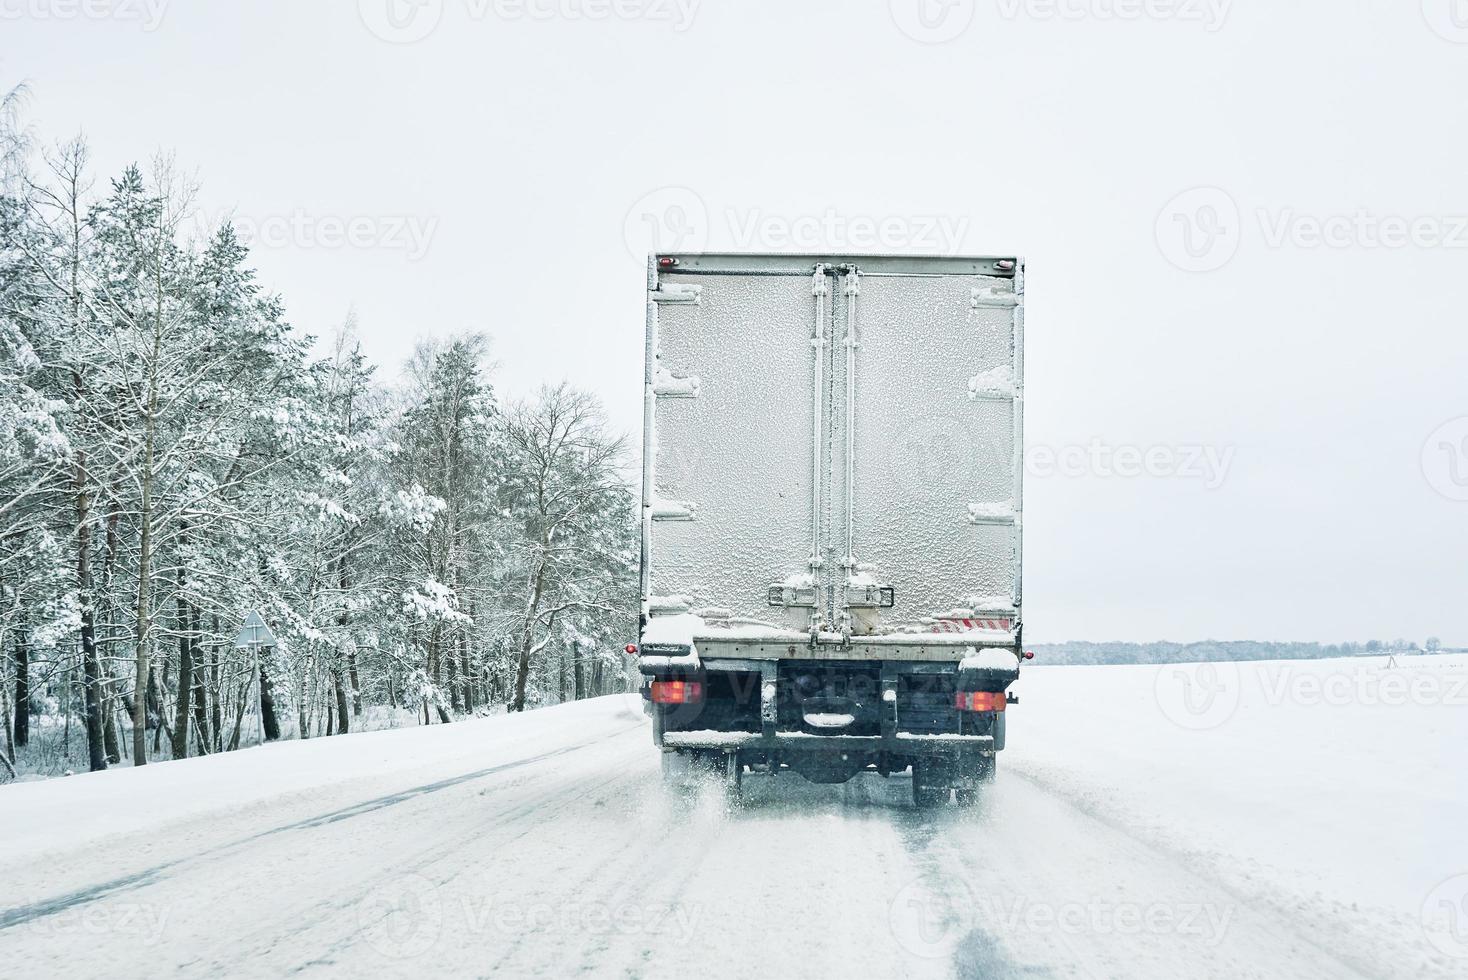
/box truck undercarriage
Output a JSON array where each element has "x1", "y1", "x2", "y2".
[{"x1": 642, "y1": 646, "x2": 1021, "y2": 806}]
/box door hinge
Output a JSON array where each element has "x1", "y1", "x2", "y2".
[
  {"x1": 845, "y1": 585, "x2": 896, "y2": 609},
  {"x1": 768, "y1": 583, "x2": 820, "y2": 608},
  {"x1": 651, "y1": 284, "x2": 702, "y2": 305},
  {"x1": 967, "y1": 502, "x2": 1017, "y2": 526},
  {"x1": 972, "y1": 284, "x2": 1017, "y2": 309},
  {"x1": 650, "y1": 499, "x2": 698, "y2": 521},
  {"x1": 653, "y1": 364, "x2": 700, "y2": 398}
]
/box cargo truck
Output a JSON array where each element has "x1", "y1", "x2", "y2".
[{"x1": 632, "y1": 253, "x2": 1027, "y2": 806}]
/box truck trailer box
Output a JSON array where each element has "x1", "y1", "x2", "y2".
[{"x1": 635, "y1": 253, "x2": 1025, "y2": 805}]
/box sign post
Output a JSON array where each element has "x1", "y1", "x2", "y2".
[{"x1": 233, "y1": 611, "x2": 278, "y2": 746}]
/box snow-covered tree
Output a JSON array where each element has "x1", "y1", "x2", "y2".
[
  {"x1": 497, "y1": 383, "x2": 632, "y2": 712},
  {"x1": 0, "y1": 98, "x2": 639, "y2": 780}
]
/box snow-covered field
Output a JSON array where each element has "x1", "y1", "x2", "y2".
[{"x1": 3, "y1": 655, "x2": 1465, "y2": 979}]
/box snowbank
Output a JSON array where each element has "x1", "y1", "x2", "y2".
[
  {"x1": 1007, "y1": 654, "x2": 1468, "y2": 972},
  {"x1": 0, "y1": 695, "x2": 647, "y2": 864}
]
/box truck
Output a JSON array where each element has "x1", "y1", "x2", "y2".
[{"x1": 633, "y1": 253, "x2": 1026, "y2": 807}]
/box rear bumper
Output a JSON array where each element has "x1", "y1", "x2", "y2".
[
  {"x1": 648, "y1": 655, "x2": 1015, "y2": 758},
  {"x1": 662, "y1": 731, "x2": 995, "y2": 752},
  {"x1": 662, "y1": 727, "x2": 998, "y2": 784}
]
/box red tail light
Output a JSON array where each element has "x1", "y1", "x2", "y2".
[
  {"x1": 650, "y1": 680, "x2": 703, "y2": 705},
  {"x1": 625, "y1": 643, "x2": 639, "y2": 655},
  {"x1": 955, "y1": 691, "x2": 1007, "y2": 713}
]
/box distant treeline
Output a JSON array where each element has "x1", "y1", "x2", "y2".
[{"x1": 1027, "y1": 640, "x2": 1452, "y2": 667}]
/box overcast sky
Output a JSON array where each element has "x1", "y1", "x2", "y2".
[{"x1": 5, "y1": 0, "x2": 1467, "y2": 643}]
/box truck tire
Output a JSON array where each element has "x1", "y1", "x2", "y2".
[
  {"x1": 661, "y1": 749, "x2": 712, "y2": 790},
  {"x1": 724, "y1": 752, "x2": 743, "y2": 803},
  {"x1": 664, "y1": 750, "x2": 743, "y2": 805},
  {"x1": 955, "y1": 755, "x2": 997, "y2": 806},
  {"x1": 911, "y1": 763, "x2": 951, "y2": 808}
]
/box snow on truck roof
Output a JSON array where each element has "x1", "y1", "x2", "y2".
[{"x1": 652, "y1": 253, "x2": 1022, "y2": 277}]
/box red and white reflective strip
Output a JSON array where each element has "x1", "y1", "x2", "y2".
[{"x1": 931, "y1": 617, "x2": 1014, "y2": 633}]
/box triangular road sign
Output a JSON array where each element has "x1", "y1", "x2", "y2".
[{"x1": 233, "y1": 610, "x2": 278, "y2": 648}]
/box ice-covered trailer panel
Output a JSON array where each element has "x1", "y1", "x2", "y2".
[
  {"x1": 637, "y1": 253, "x2": 1025, "y2": 802},
  {"x1": 641, "y1": 253, "x2": 1023, "y2": 655}
]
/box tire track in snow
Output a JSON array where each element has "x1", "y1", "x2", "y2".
[
  {"x1": 263, "y1": 766, "x2": 642, "y2": 975},
  {"x1": 0, "y1": 723, "x2": 644, "y2": 933},
  {"x1": 178, "y1": 727, "x2": 654, "y2": 974},
  {"x1": 1001, "y1": 766, "x2": 1390, "y2": 980},
  {"x1": 890, "y1": 791, "x2": 1058, "y2": 979},
  {"x1": 920, "y1": 772, "x2": 1379, "y2": 980}
]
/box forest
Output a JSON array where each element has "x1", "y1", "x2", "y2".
[{"x1": 0, "y1": 87, "x2": 638, "y2": 780}]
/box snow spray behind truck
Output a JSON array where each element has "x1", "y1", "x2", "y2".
[{"x1": 633, "y1": 254, "x2": 1026, "y2": 806}]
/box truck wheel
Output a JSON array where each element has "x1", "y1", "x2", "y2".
[
  {"x1": 662, "y1": 750, "x2": 712, "y2": 791},
  {"x1": 911, "y1": 764, "x2": 951, "y2": 808},
  {"x1": 955, "y1": 756, "x2": 996, "y2": 806},
  {"x1": 724, "y1": 752, "x2": 743, "y2": 804}
]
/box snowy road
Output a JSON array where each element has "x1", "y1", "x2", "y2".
[{"x1": 5, "y1": 658, "x2": 1466, "y2": 979}]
